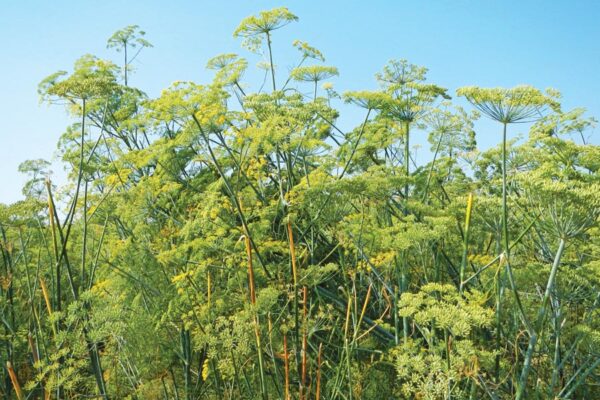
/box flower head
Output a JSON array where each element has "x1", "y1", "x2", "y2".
[{"x1": 457, "y1": 85, "x2": 560, "y2": 124}]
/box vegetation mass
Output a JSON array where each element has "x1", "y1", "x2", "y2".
[{"x1": 1, "y1": 7, "x2": 599, "y2": 400}]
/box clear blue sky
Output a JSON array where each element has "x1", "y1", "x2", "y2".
[{"x1": 1, "y1": 0, "x2": 599, "y2": 204}]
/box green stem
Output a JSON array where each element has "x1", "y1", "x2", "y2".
[
  {"x1": 404, "y1": 122, "x2": 410, "y2": 199},
  {"x1": 422, "y1": 131, "x2": 444, "y2": 203},
  {"x1": 500, "y1": 122, "x2": 531, "y2": 331},
  {"x1": 549, "y1": 297, "x2": 562, "y2": 397},
  {"x1": 459, "y1": 193, "x2": 473, "y2": 294},
  {"x1": 124, "y1": 42, "x2": 128, "y2": 86},
  {"x1": 501, "y1": 123, "x2": 509, "y2": 263},
  {"x1": 516, "y1": 238, "x2": 566, "y2": 400},
  {"x1": 266, "y1": 31, "x2": 276, "y2": 92},
  {"x1": 401, "y1": 121, "x2": 410, "y2": 343},
  {"x1": 560, "y1": 357, "x2": 600, "y2": 399}
]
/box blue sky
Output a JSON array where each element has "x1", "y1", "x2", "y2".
[{"x1": 1, "y1": 0, "x2": 599, "y2": 204}]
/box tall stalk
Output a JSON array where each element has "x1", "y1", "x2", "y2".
[
  {"x1": 266, "y1": 31, "x2": 276, "y2": 92},
  {"x1": 404, "y1": 122, "x2": 410, "y2": 200},
  {"x1": 459, "y1": 193, "x2": 474, "y2": 293},
  {"x1": 284, "y1": 335, "x2": 290, "y2": 400},
  {"x1": 315, "y1": 343, "x2": 323, "y2": 400},
  {"x1": 245, "y1": 235, "x2": 268, "y2": 400},
  {"x1": 6, "y1": 362, "x2": 23, "y2": 400},
  {"x1": 124, "y1": 42, "x2": 128, "y2": 86},
  {"x1": 500, "y1": 123, "x2": 531, "y2": 329},
  {"x1": 181, "y1": 328, "x2": 192, "y2": 400},
  {"x1": 501, "y1": 123, "x2": 509, "y2": 265},
  {"x1": 401, "y1": 122, "x2": 411, "y2": 344},
  {"x1": 516, "y1": 238, "x2": 566, "y2": 399},
  {"x1": 287, "y1": 222, "x2": 301, "y2": 380}
]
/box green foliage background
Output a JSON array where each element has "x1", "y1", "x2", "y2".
[{"x1": 1, "y1": 8, "x2": 599, "y2": 400}]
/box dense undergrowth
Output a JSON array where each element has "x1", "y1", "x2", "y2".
[{"x1": 1, "y1": 8, "x2": 599, "y2": 400}]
